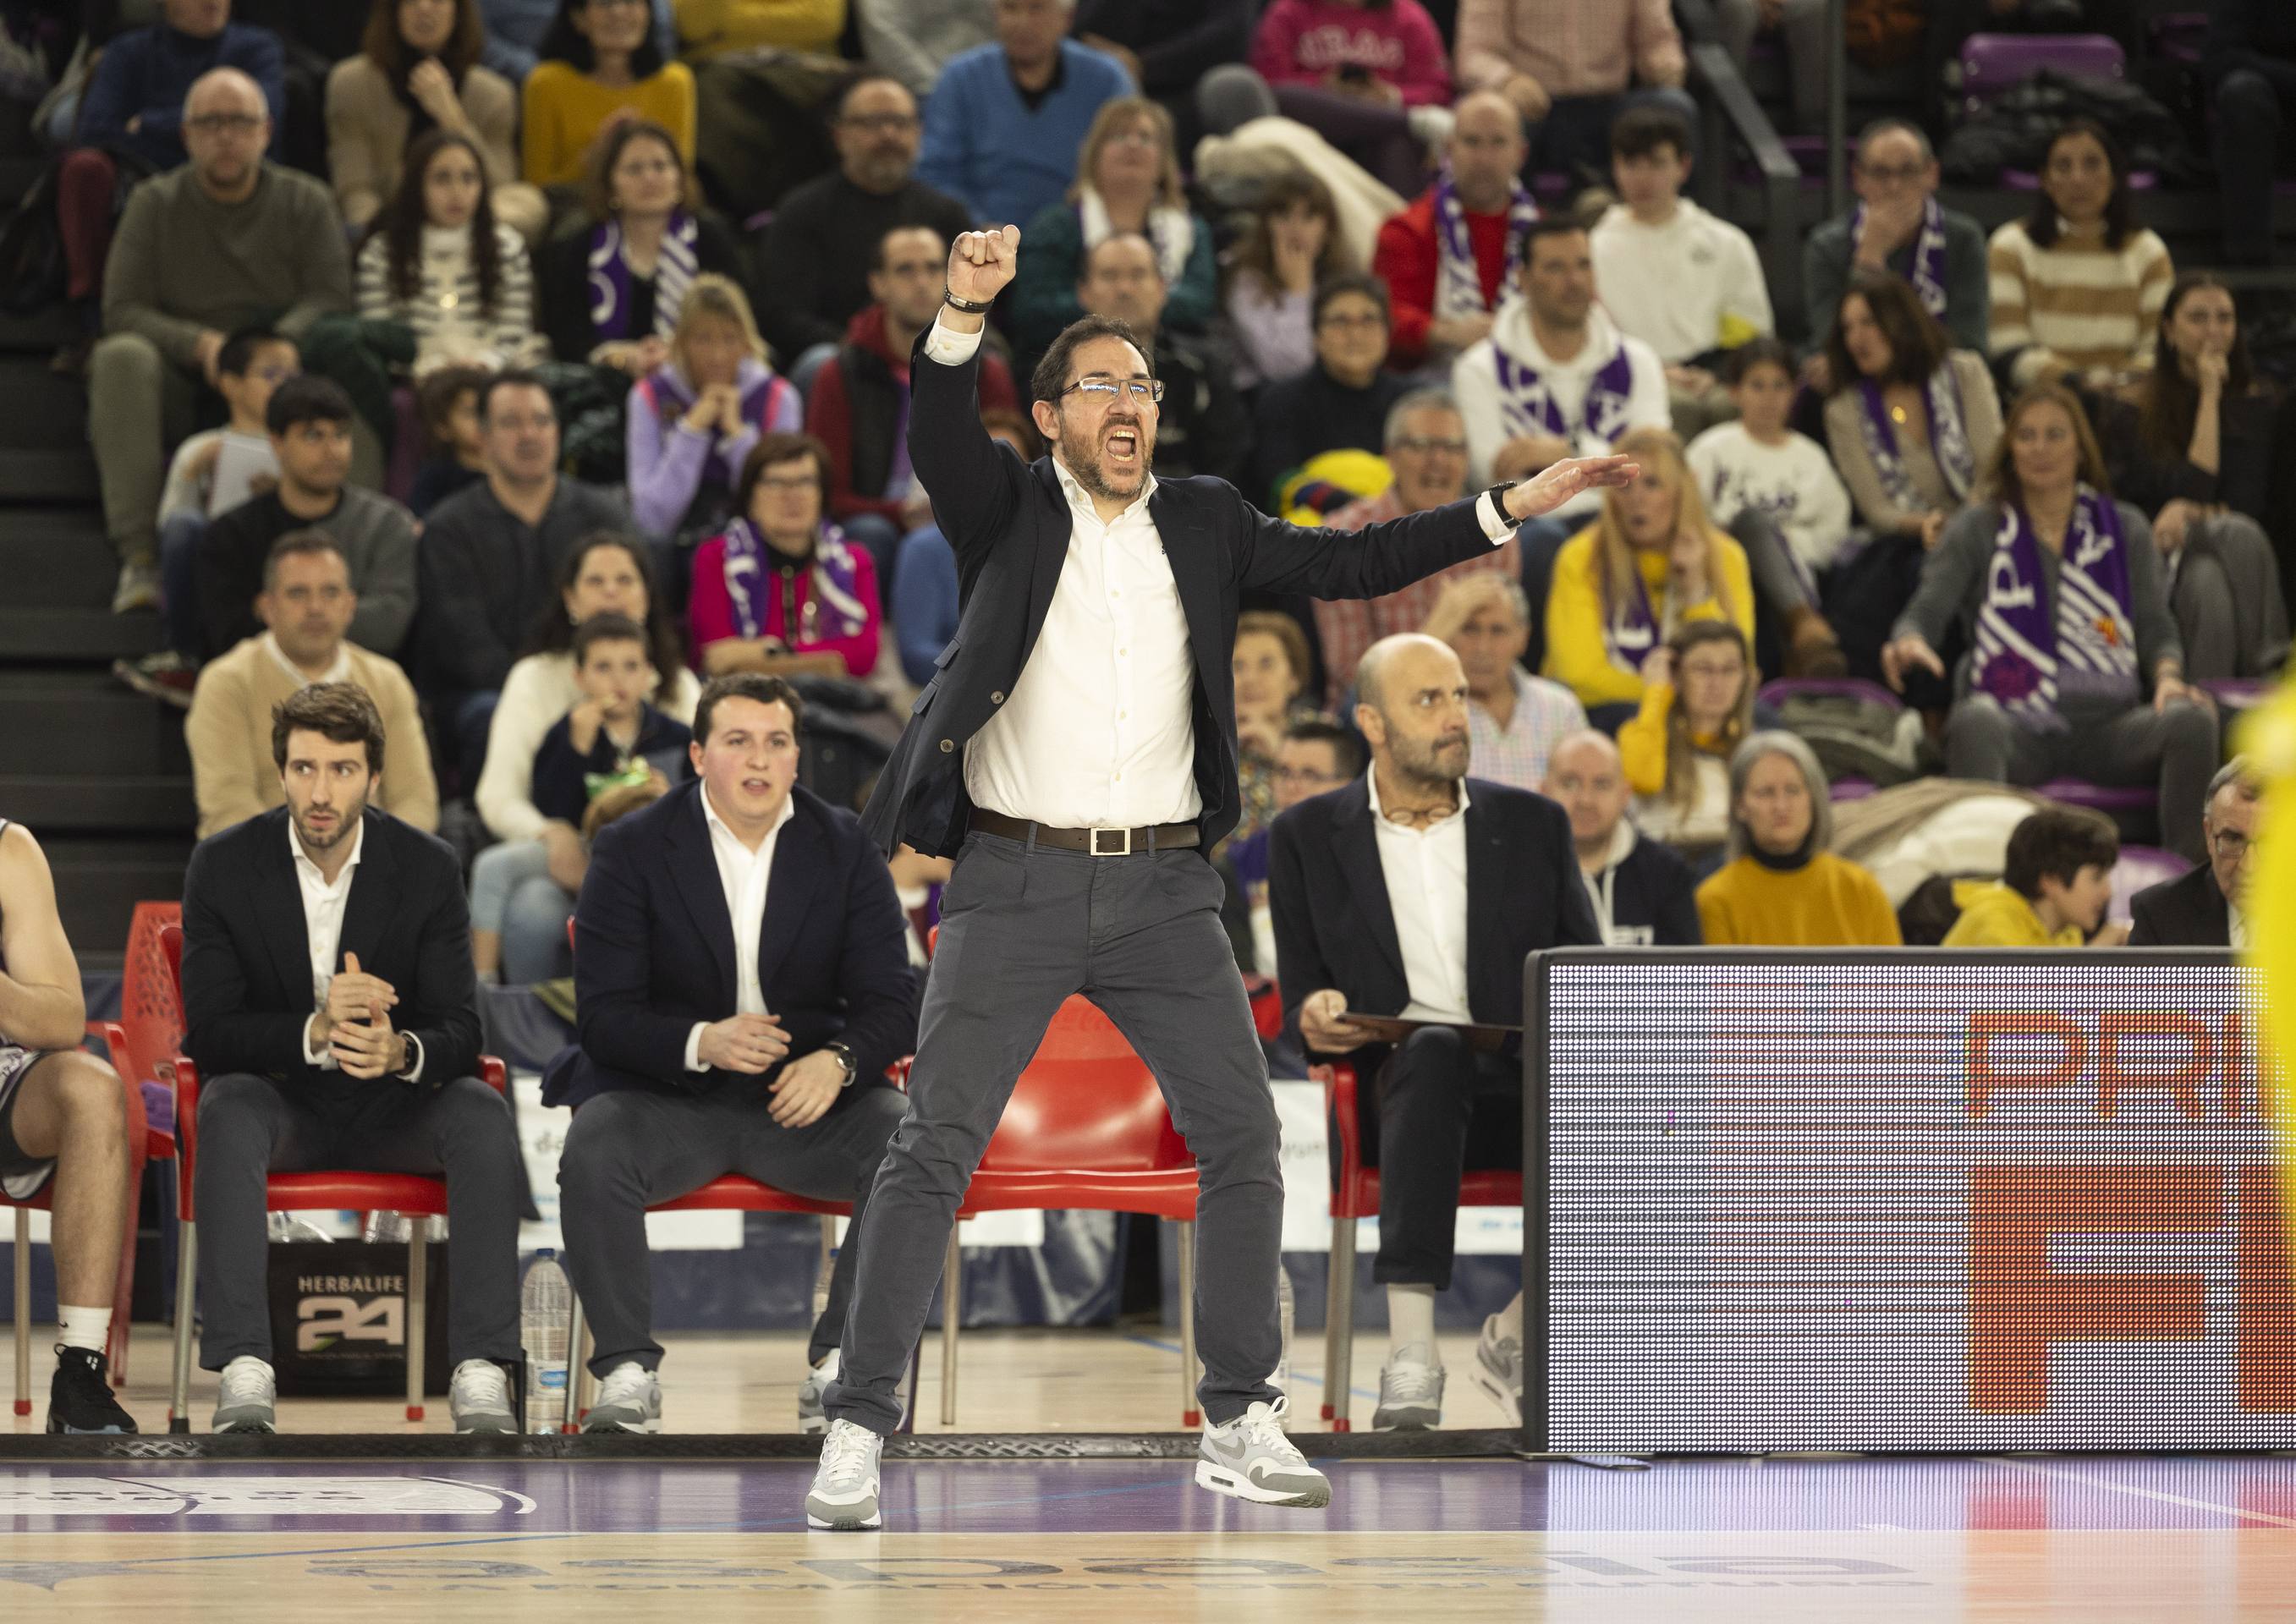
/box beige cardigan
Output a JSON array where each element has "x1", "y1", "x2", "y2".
[
  {"x1": 324, "y1": 57, "x2": 545, "y2": 240},
  {"x1": 185, "y1": 635, "x2": 440, "y2": 839}
]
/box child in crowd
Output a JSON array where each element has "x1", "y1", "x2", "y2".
[
  {"x1": 407, "y1": 365, "x2": 493, "y2": 518},
  {"x1": 530, "y1": 611, "x2": 692, "y2": 827},
  {"x1": 1617, "y1": 619, "x2": 1755, "y2": 870},
  {"x1": 1686, "y1": 339, "x2": 1855, "y2": 583},
  {"x1": 355, "y1": 129, "x2": 541, "y2": 373}
]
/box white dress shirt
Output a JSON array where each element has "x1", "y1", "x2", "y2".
[
  {"x1": 925, "y1": 315, "x2": 1519, "y2": 831},
  {"x1": 262, "y1": 631, "x2": 352, "y2": 689},
  {"x1": 683, "y1": 785, "x2": 798, "y2": 1071},
  {"x1": 291, "y1": 817, "x2": 422, "y2": 1079},
  {"x1": 1366, "y1": 770, "x2": 1473, "y2": 1024},
  {"x1": 2230, "y1": 902, "x2": 2248, "y2": 953}
]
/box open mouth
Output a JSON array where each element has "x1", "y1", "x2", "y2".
[
  {"x1": 1105, "y1": 427, "x2": 1141, "y2": 467},
  {"x1": 741, "y1": 776, "x2": 772, "y2": 794}
]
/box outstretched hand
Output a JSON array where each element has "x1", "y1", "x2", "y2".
[
  {"x1": 947, "y1": 225, "x2": 1022, "y2": 307},
  {"x1": 1502, "y1": 454, "x2": 1640, "y2": 523}
]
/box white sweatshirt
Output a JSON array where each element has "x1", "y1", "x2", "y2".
[
  {"x1": 1685, "y1": 420, "x2": 1856, "y2": 573},
  {"x1": 1590, "y1": 198, "x2": 1774, "y2": 365}
]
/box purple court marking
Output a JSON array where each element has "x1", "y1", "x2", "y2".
[{"x1": 5, "y1": 1457, "x2": 2296, "y2": 1538}]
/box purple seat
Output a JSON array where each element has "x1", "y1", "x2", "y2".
[
  {"x1": 1959, "y1": 32, "x2": 2125, "y2": 118},
  {"x1": 1829, "y1": 777, "x2": 1878, "y2": 802},
  {"x1": 2001, "y1": 167, "x2": 2156, "y2": 192},
  {"x1": 2109, "y1": 843, "x2": 2189, "y2": 925},
  {"x1": 2200, "y1": 678, "x2": 2272, "y2": 711},
  {"x1": 2037, "y1": 778, "x2": 2153, "y2": 813},
  {"x1": 1759, "y1": 677, "x2": 1905, "y2": 712}
]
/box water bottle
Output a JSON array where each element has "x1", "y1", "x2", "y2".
[
  {"x1": 1275, "y1": 1262, "x2": 1295, "y2": 1393},
  {"x1": 519, "y1": 1250, "x2": 571, "y2": 1435},
  {"x1": 268, "y1": 1212, "x2": 331, "y2": 1243}
]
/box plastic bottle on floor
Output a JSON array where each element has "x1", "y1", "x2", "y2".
[{"x1": 520, "y1": 1249, "x2": 571, "y2": 1434}]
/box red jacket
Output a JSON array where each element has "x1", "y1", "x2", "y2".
[
  {"x1": 806, "y1": 304, "x2": 1018, "y2": 526},
  {"x1": 1371, "y1": 189, "x2": 1515, "y2": 368}
]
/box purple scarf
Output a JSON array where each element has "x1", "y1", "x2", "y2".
[
  {"x1": 587, "y1": 212, "x2": 700, "y2": 343},
  {"x1": 1852, "y1": 195, "x2": 1950, "y2": 318},
  {"x1": 1494, "y1": 338, "x2": 1637, "y2": 447},
  {"x1": 1969, "y1": 487, "x2": 2139, "y2": 732},
  {"x1": 719, "y1": 518, "x2": 871, "y2": 645},
  {"x1": 1855, "y1": 361, "x2": 1975, "y2": 516},
  {"x1": 1433, "y1": 168, "x2": 1539, "y2": 321},
  {"x1": 1601, "y1": 558, "x2": 1662, "y2": 675},
  {"x1": 649, "y1": 359, "x2": 785, "y2": 488}
]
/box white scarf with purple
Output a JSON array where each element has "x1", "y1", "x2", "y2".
[
  {"x1": 1078, "y1": 187, "x2": 1195, "y2": 288},
  {"x1": 1601, "y1": 562, "x2": 1662, "y2": 675},
  {"x1": 719, "y1": 518, "x2": 872, "y2": 645},
  {"x1": 1852, "y1": 194, "x2": 1950, "y2": 318},
  {"x1": 649, "y1": 358, "x2": 779, "y2": 489},
  {"x1": 1969, "y1": 486, "x2": 2139, "y2": 732},
  {"x1": 587, "y1": 211, "x2": 700, "y2": 343},
  {"x1": 1434, "y1": 169, "x2": 1540, "y2": 321},
  {"x1": 1855, "y1": 360, "x2": 1975, "y2": 517},
  {"x1": 1493, "y1": 334, "x2": 1637, "y2": 451}
]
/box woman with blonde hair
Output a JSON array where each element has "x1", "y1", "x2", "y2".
[
  {"x1": 1617, "y1": 618, "x2": 1755, "y2": 864},
  {"x1": 1542, "y1": 425, "x2": 1755, "y2": 729},
  {"x1": 625, "y1": 272, "x2": 801, "y2": 542},
  {"x1": 1008, "y1": 96, "x2": 1221, "y2": 357}
]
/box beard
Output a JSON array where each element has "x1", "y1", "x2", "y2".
[
  {"x1": 293, "y1": 796, "x2": 365, "y2": 853},
  {"x1": 1389, "y1": 731, "x2": 1469, "y2": 792},
  {"x1": 1057, "y1": 418, "x2": 1151, "y2": 504}
]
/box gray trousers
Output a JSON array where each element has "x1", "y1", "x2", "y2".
[
  {"x1": 88, "y1": 332, "x2": 200, "y2": 565},
  {"x1": 826, "y1": 830, "x2": 1284, "y2": 1434},
  {"x1": 194, "y1": 1073, "x2": 525, "y2": 1370},
  {"x1": 557, "y1": 1083, "x2": 908, "y2": 1374},
  {"x1": 2168, "y1": 515, "x2": 2291, "y2": 682},
  {"x1": 1945, "y1": 694, "x2": 2221, "y2": 862}
]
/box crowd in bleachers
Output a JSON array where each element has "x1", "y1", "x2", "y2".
[{"x1": 3, "y1": 0, "x2": 2293, "y2": 1436}]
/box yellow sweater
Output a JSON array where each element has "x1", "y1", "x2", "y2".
[
  {"x1": 521, "y1": 61, "x2": 697, "y2": 189},
  {"x1": 1940, "y1": 881, "x2": 2085, "y2": 947},
  {"x1": 1695, "y1": 852, "x2": 1903, "y2": 946},
  {"x1": 1541, "y1": 524, "x2": 1755, "y2": 712},
  {"x1": 674, "y1": 0, "x2": 845, "y2": 58}
]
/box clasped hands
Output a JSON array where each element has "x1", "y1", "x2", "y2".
[
  {"x1": 308, "y1": 952, "x2": 411, "y2": 1081},
  {"x1": 696, "y1": 1012, "x2": 843, "y2": 1128}
]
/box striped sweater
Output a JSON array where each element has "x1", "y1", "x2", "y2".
[
  {"x1": 355, "y1": 222, "x2": 541, "y2": 370},
  {"x1": 1986, "y1": 217, "x2": 2172, "y2": 388}
]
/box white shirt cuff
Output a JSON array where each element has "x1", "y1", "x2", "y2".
[
  {"x1": 1476, "y1": 487, "x2": 1516, "y2": 544},
  {"x1": 398, "y1": 1031, "x2": 425, "y2": 1084},
  {"x1": 684, "y1": 1022, "x2": 709, "y2": 1073},
  {"x1": 305, "y1": 1017, "x2": 336, "y2": 1070},
  {"x1": 924, "y1": 314, "x2": 985, "y2": 367}
]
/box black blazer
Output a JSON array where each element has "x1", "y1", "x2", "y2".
[
  {"x1": 556, "y1": 779, "x2": 918, "y2": 1110},
  {"x1": 1266, "y1": 776, "x2": 1600, "y2": 1054},
  {"x1": 2127, "y1": 863, "x2": 2232, "y2": 947},
  {"x1": 860, "y1": 332, "x2": 1506, "y2": 859},
  {"x1": 179, "y1": 808, "x2": 481, "y2": 1119}
]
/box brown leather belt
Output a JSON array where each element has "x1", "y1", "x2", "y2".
[{"x1": 970, "y1": 809, "x2": 1200, "y2": 856}]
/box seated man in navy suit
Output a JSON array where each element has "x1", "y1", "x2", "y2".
[
  {"x1": 180, "y1": 682, "x2": 522, "y2": 1435},
  {"x1": 1269, "y1": 634, "x2": 1597, "y2": 1434},
  {"x1": 553, "y1": 673, "x2": 919, "y2": 1434}
]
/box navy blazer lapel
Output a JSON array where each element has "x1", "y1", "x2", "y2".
[
  {"x1": 254, "y1": 823, "x2": 313, "y2": 1014},
  {"x1": 1331, "y1": 782, "x2": 1408, "y2": 991},
  {"x1": 1463, "y1": 790, "x2": 1509, "y2": 1023},
  {"x1": 334, "y1": 811, "x2": 395, "y2": 979},
  {"x1": 1148, "y1": 482, "x2": 1226, "y2": 710},
  {"x1": 1024, "y1": 458, "x2": 1072, "y2": 649},
  {"x1": 752, "y1": 799, "x2": 823, "y2": 1005},
  {"x1": 668, "y1": 787, "x2": 739, "y2": 1011}
]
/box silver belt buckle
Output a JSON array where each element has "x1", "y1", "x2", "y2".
[{"x1": 1089, "y1": 826, "x2": 1134, "y2": 857}]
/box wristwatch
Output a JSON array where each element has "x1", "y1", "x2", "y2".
[
  {"x1": 824, "y1": 1041, "x2": 859, "y2": 1089},
  {"x1": 942, "y1": 288, "x2": 994, "y2": 315}
]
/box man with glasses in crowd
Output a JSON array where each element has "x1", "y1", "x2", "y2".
[
  {"x1": 2129, "y1": 759, "x2": 2260, "y2": 946},
  {"x1": 803, "y1": 223, "x2": 1637, "y2": 1529},
  {"x1": 1800, "y1": 118, "x2": 1989, "y2": 386},
  {"x1": 1217, "y1": 716, "x2": 1364, "y2": 980}
]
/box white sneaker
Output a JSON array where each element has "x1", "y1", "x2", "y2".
[
  {"x1": 581, "y1": 1361, "x2": 662, "y2": 1433},
  {"x1": 1471, "y1": 1312, "x2": 1523, "y2": 1424},
  {"x1": 806, "y1": 1418, "x2": 884, "y2": 1530},
  {"x1": 110, "y1": 558, "x2": 159, "y2": 615},
  {"x1": 1195, "y1": 1396, "x2": 1331, "y2": 1508},
  {"x1": 212, "y1": 1355, "x2": 277, "y2": 1433},
  {"x1": 449, "y1": 1359, "x2": 517, "y2": 1433},
  {"x1": 1371, "y1": 1342, "x2": 1445, "y2": 1430},
  {"x1": 798, "y1": 1349, "x2": 838, "y2": 1435}
]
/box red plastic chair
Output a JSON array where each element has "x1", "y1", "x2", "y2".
[
  {"x1": 157, "y1": 921, "x2": 510, "y2": 1431},
  {"x1": 1313, "y1": 1062, "x2": 1524, "y2": 1432},
  {"x1": 942, "y1": 996, "x2": 1203, "y2": 1426}
]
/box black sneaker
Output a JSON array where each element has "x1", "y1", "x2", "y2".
[{"x1": 47, "y1": 1346, "x2": 139, "y2": 1435}]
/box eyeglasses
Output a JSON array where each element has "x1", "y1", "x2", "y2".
[
  {"x1": 2211, "y1": 829, "x2": 2252, "y2": 859},
  {"x1": 188, "y1": 112, "x2": 264, "y2": 135},
  {"x1": 1060, "y1": 378, "x2": 1165, "y2": 405},
  {"x1": 1392, "y1": 436, "x2": 1466, "y2": 455}
]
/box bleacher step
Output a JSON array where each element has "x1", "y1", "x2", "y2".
[
  {"x1": 0, "y1": 359, "x2": 86, "y2": 449},
  {"x1": 0, "y1": 608, "x2": 160, "y2": 662},
  {"x1": 0, "y1": 775, "x2": 195, "y2": 833},
  {"x1": 0, "y1": 672, "x2": 190, "y2": 777},
  {"x1": 0, "y1": 509, "x2": 118, "y2": 606},
  {"x1": 42, "y1": 836, "x2": 194, "y2": 957},
  {"x1": 0, "y1": 449, "x2": 96, "y2": 504}
]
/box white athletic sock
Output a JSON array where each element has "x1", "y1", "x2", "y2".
[
  {"x1": 1497, "y1": 1292, "x2": 1523, "y2": 1343},
  {"x1": 56, "y1": 1304, "x2": 111, "y2": 1354},
  {"x1": 1387, "y1": 1285, "x2": 1438, "y2": 1361}
]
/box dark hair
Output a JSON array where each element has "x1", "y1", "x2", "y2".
[
  {"x1": 261, "y1": 529, "x2": 348, "y2": 591},
  {"x1": 832, "y1": 69, "x2": 915, "y2": 123},
  {"x1": 1610, "y1": 103, "x2": 1692, "y2": 162},
  {"x1": 368, "y1": 129, "x2": 503, "y2": 314},
  {"x1": 1524, "y1": 216, "x2": 1590, "y2": 257},
  {"x1": 581, "y1": 118, "x2": 690, "y2": 223},
  {"x1": 1983, "y1": 381, "x2": 2112, "y2": 509},
  {"x1": 415, "y1": 363, "x2": 493, "y2": 448},
  {"x1": 693, "y1": 672, "x2": 804, "y2": 745},
  {"x1": 271, "y1": 681, "x2": 385, "y2": 775},
  {"x1": 538, "y1": 0, "x2": 666, "y2": 79},
  {"x1": 526, "y1": 533, "x2": 687, "y2": 696},
  {"x1": 1723, "y1": 337, "x2": 1795, "y2": 387},
  {"x1": 570, "y1": 609, "x2": 649, "y2": 666},
  {"x1": 1312, "y1": 272, "x2": 1390, "y2": 327},
  {"x1": 1229, "y1": 166, "x2": 1342, "y2": 295},
  {"x1": 1283, "y1": 713, "x2": 1365, "y2": 779},
  {"x1": 1079, "y1": 230, "x2": 1162, "y2": 286},
  {"x1": 871, "y1": 220, "x2": 946, "y2": 272},
  {"x1": 479, "y1": 368, "x2": 553, "y2": 424},
  {"x1": 2027, "y1": 118, "x2": 2137, "y2": 251},
  {"x1": 1030, "y1": 314, "x2": 1154, "y2": 406},
  {"x1": 2002, "y1": 805, "x2": 2119, "y2": 900},
  {"x1": 265, "y1": 375, "x2": 355, "y2": 437},
  {"x1": 2139, "y1": 273, "x2": 2255, "y2": 465},
  {"x1": 1659, "y1": 620, "x2": 1754, "y2": 812},
  {"x1": 217, "y1": 326, "x2": 290, "y2": 379},
  {"x1": 1822, "y1": 269, "x2": 1949, "y2": 393},
  {"x1": 1235, "y1": 610, "x2": 1311, "y2": 695},
  {"x1": 734, "y1": 431, "x2": 832, "y2": 518},
  {"x1": 361, "y1": 0, "x2": 483, "y2": 82}
]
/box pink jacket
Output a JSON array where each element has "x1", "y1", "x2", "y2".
[
  {"x1": 1250, "y1": 0, "x2": 1453, "y2": 106},
  {"x1": 687, "y1": 532, "x2": 882, "y2": 679}
]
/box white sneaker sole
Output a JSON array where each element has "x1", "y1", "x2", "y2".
[
  {"x1": 1371, "y1": 1403, "x2": 1441, "y2": 1431},
  {"x1": 1470, "y1": 1361, "x2": 1522, "y2": 1425},
  {"x1": 1194, "y1": 1457, "x2": 1332, "y2": 1508},
  {"x1": 805, "y1": 1497, "x2": 882, "y2": 1531},
  {"x1": 580, "y1": 1413, "x2": 662, "y2": 1434}
]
